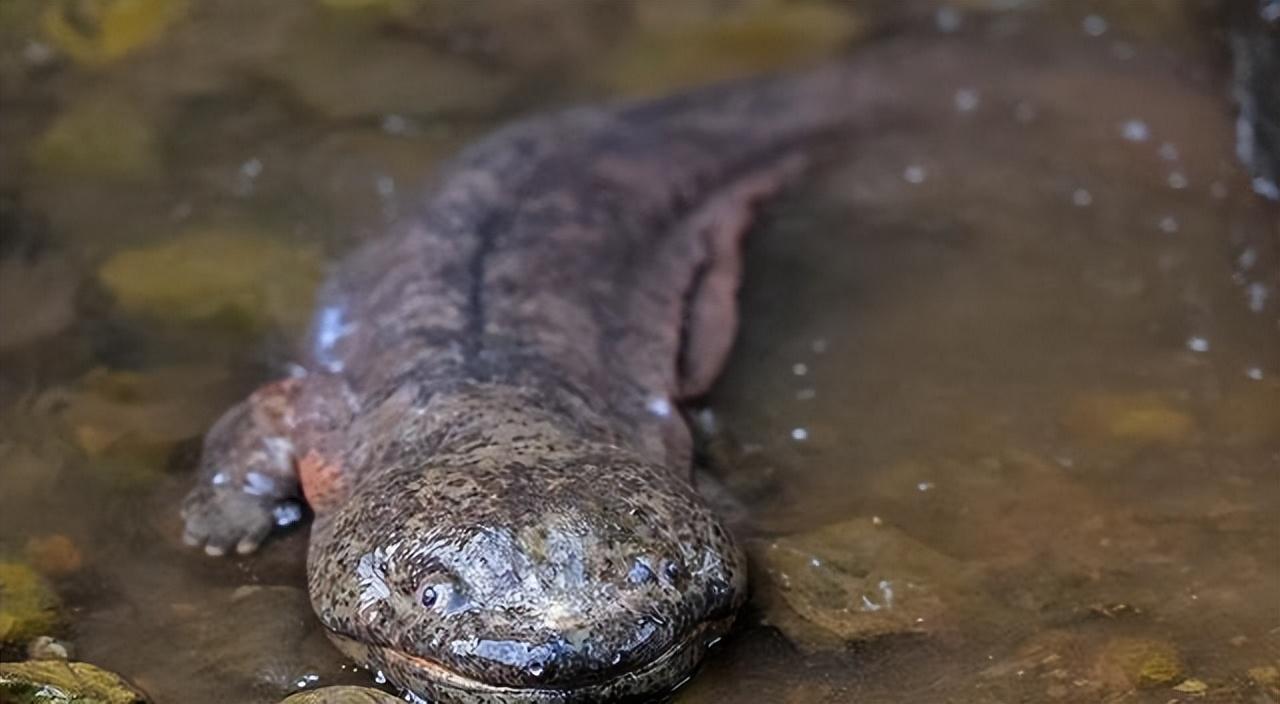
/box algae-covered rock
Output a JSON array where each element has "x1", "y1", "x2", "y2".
[
  {"x1": 97, "y1": 227, "x2": 322, "y2": 330},
  {"x1": 31, "y1": 96, "x2": 161, "y2": 181},
  {"x1": 1061, "y1": 391, "x2": 1196, "y2": 447},
  {"x1": 1095, "y1": 637, "x2": 1185, "y2": 689},
  {"x1": 41, "y1": 0, "x2": 187, "y2": 66},
  {"x1": 0, "y1": 660, "x2": 148, "y2": 703},
  {"x1": 754, "y1": 517, "x2": 985, "y2": 651},
  {"x1": 1249, "y1": 665, "x2": 1280, "y2": 686},
  {"x1": 602, "y1": 0, "x2": 862, "y2": 96},
  {"x1": 0, "y1": 562, "x2": 61, "y2": 646},
  {"x1": 1171, "y1": 678, "x2": 1208, "y2": 694},
  {"x1": 279, "y1": 685, "x2": 401, "y2": 703}
]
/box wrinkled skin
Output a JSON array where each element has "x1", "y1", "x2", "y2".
[{"x1": 180, "y1": 36, "x2": 1025, "y2": 703}]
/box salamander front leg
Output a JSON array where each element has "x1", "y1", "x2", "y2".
[{"x1": 181, "y1": 378, "x2": 309, "y2": 556}]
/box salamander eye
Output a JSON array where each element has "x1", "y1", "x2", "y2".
[
  {"x1": 415, "y1": 577, "x2": 467, "y2": 615},
  {"x1": 418, "y1": 583, "x2": 442, "y2": 609}
]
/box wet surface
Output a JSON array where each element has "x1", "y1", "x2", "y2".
[{"x1": 0, "y1": 1, "x2": 1277, "y2": 703}]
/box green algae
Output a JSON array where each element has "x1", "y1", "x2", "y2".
[
  {"x1": 0, "y1": 562, "x2": 60, "y2": 647},
  {"x1": 41, "y1": 0, "x2": 186, "y2": 66}
]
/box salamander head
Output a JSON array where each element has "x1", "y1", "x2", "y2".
[{"x1": 307, "y1": 451, "x2": 746, "y2": 703}]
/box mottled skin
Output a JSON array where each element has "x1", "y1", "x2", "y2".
[{"x1": 180, "y1": 39, "x2": 995, "y2": 703}]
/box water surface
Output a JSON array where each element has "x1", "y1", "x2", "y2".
[{"x1": 0, "y1": 2, "x2": 1276, "y2": 703}]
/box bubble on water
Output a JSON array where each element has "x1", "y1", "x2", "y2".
[
  {"x1": 903, "y1": 165, "x2": 927, "y2": 184},
  {"x1": 1167, "y1": 171, "x2": 1188, "y2": 189},
  {"x1": 791, "y1": 427, "x2": 809, "y2": 441},
  {"x1": 234, "y1": 157, "x2": 264, "y2": 196},
  {"x1": 1238, "y1": 248, "x2": 1258, "y2": 271},
  {"x1": 811, "y1": 338, "x2": 828, "y2": 354},
  {"x1": 1072, "y1": 188, "x2": 1093, "y2": 207},
  {"x1": 1185, "y1": 336, "x2": 1210, "y2": 353},
  {"x1": 1110, "y1": 41, "x2": 1137, "y2": 60},
  {"x1": 1253, "y1": 176, "x2": 1280, "y2": 201},
  {"x1": 1246, "y1": 282, "x2": 1269, "y2": 312},
  {"x1": 935, "y1": 6, "x2": 962, "y2": 32},
  {"x1": 1158, "y1": 142, "x2": 1180, "y2": 161},
  {"x1": 22, "y1": 40, "x2": 54, "y2": 66},
  {"x1": 916, "y1": 481, "x2": 935, "y2": 492},
  {"x1": 1158, "y1": 215, "x2": 1179, "y2": 234},
  {"x1": 1013, "y1": 101, "x2": 1037, "y2": 124},
  {"x1": 1121, "y1": 119, "x2": 1150, "y2": 142},
  {"x1": 1082, "y1": 14, "x2": 1108, "y2": 36},
  {"x1": 376, "y1": 175, "x2": 396, "y2": 198},
  {"x1": 381, "y1": 113, "x2": 416, "y2": 135},
  {"x1": 954, "y1": 88, "x2": 980, "y2": 113},
  {"x1": 1246, "y1": 367, "x2": 1264, "y2": 381},
  {"x1": 792, "y1": 362, "x2": 808, "y2": 376},
  {"x1": 1263, "y1": 2, "x2": 1280, "y2": 22}
]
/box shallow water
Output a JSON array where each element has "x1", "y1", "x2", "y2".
[{"x1": 0, "y1": 1, "x2": 1277, "y2": 703}]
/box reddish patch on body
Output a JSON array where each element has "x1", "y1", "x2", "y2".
[{"x1": 298, "y1": 449, "x2": 347, "y2": 514}]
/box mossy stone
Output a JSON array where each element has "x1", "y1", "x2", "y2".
[{"x1": 0, "y1": 660, "x2": 148, "y2": 703}]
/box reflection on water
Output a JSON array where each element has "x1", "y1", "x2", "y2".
[{"x1": 0, "y1": 1, "x2": 1276, "y2": 703}]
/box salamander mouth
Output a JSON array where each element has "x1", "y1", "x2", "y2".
[{"x1": 323, "y1": 616, "x2": 735, "y2": 704}]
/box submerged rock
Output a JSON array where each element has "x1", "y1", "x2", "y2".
[
  {"x1": 0, "y1": 660, "x2": 148, "y2": 703},
  {"x1": 45, "y1": 365, "x2": 239, "y2": 486},
  {"x1": 1095, "y1": 637, "x2": 1186, "y2": 689},
  {"x1": 602, "y1": 0, "x2": 863, "y2": 96},
  {"x1": 263, "y1": 19, "x2": 509, "y2": 121},
  {"x1": 30, "y1": 96, "x2": 162, "y2": 181},
  {"x1": 0, "y1": 197, "x2": 80, "y2": 350},
  {"x1": 1061, "y1": 391, "x2": 1196, "y2": 447},
  {"x1": 41, "y1": 0, "x2": 187, "y2": 66},
  {"x1": 278, "y1": 686, "x2": 400, "y2": 703},
  {"x1": 96, "y1": 227, "x2": 322, "y2": 331},
  {"x1": 26, "y1": 635, "x2": 74, "y2": 661},
  {"x1": 1210, "y1": 380, "x2": 1280, "y2": 448},
  {"x1": 753, "y1": 517, "x2": 985, "y2": 651},
  {"x1": 116, "y1": 585, "x2": 343, "y2": 702},
  {"x1": 0, "y1": 562, "x2": 61, "y2": 648}
]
